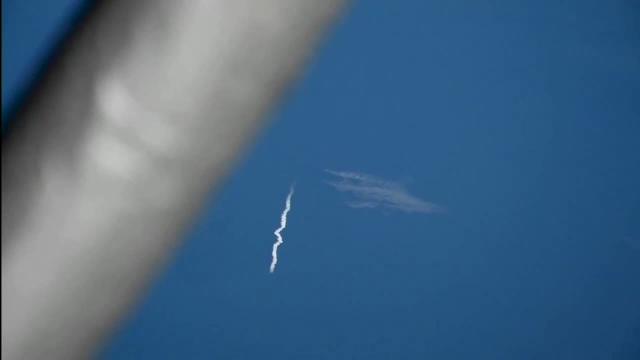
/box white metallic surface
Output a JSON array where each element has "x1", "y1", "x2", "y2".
[{"x1": 1, "y1": 1, "x2": 346, "y2": 358}]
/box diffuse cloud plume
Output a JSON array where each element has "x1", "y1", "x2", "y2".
[{"x1": 325, "y1": 170, "x2": 443, "y2": 214}]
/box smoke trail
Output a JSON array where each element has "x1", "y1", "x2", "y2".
[{"x1": 270, "y1": 184, "x2": 295, "y2": 273}]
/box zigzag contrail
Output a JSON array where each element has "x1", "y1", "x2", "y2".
[{"x1": 270, "y1": 184, "x2": 295, "y2": 273}]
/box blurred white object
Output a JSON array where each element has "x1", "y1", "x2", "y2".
[{"x1": 1, "y1": 1, "x2": 346, "y2": 358}]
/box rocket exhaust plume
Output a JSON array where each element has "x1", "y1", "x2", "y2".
[{"x1": 270, "y1": 184, "x2": 295, "y2": 273}]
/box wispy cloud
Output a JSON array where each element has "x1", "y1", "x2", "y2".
[{"x1": 325, "y1": 170, "x2": 443, "y2": 214}]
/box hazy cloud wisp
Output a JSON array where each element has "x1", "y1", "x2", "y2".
[{"x1": 325, "y1": 170, "x2": 442, "y2": 214}]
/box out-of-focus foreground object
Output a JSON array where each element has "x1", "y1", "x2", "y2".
[{"x1": 1, "y1": 1, "x2": 346, "y2": 359}]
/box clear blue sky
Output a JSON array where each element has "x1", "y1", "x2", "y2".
[{"x1": 4, "y1": 1, "x2": 640, "y2": 359}]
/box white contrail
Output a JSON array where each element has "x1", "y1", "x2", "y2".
[{"x1": 270, "y1": 184, "x2": 295, "y2": 273}]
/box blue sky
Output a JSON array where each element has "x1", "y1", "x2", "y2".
[{"x1": 4, "y1": 1, "x2": 640, "y2": 359}]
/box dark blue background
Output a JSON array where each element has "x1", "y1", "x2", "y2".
[{"x1": 4, "y1": 1, "x2": 640, "y2": 359}]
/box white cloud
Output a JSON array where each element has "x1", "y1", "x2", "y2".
[{"x1": 325, "y1": 170, "x2": 443, "y2": 214}]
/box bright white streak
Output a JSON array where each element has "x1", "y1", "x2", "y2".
[{"x1": 270, "y1": 185, "x2": 295, "y2": 273}]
